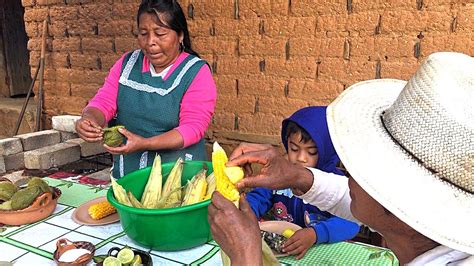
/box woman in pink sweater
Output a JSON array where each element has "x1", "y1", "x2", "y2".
[{"x1": 75, "y1": 0, "x2": 216, "y2": 178}]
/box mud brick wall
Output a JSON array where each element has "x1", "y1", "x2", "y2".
[{"x1": 22, "y1": 0, "x2": 474, "y2": 148}]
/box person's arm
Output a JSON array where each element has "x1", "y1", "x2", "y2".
[
  {"x1": 312, "y1": 216, "x2": 360, "y2": 244},
  {"x1": 298, "y1": 168, "x2": 357, "y2": 223},
  {"x1": 175, "y1": 64, "x2": 217, "y2": 148},
  {"x1": 76, "y1": 54, "x2": 125, "y2": 142},
  {"x1": 246, "y1": 188, "x2": 273, "y2": 218}
]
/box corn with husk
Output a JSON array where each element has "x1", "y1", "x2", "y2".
[
  {"x1": 140, "y1": 154, "x2": 162, "y2": 208},
  {"x1": 181, "y1": 169, "x2": 207, "y2": 206},
  {"x1": 160, "y1": 157, "x2": 184, "y2": 208}
]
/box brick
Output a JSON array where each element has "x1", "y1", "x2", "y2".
[
  {"x1": 52, "y1": 115, "x2": 81, "y2": 133},
  {"x1": 23, "y1": 8, "x2": 48, "y2": 22},
  {"x1": 112, "y1": 3, "x2": 137, "y2": 19},
  {"x1": 66, "y1": 138, "x2": 106, "y2": 157},
  {"x1": 239, "y1": 0, "x2": 289, "y2": 18},
  {"x1": 15, "y1": 130, "x2": 61, "y2": 151},
  {"x1": 215, "y1": 95, "x2": 255, "y2": 114},
  {"x1": 22, "y1": 0, "x2": 36, "y2": 7},
  {"x1": 191, "y1": 1, "x2": 233, "y2": 19},
  {"x1": 193, "y1": 37, "x2": 237, "y2": 56},
  {"x1": 70, "y1": 69, "x2": 107, "y2": 84},
  {"x1": 188, "y1": 19, "x2": 216, "y2": 37},
  {"x1": 214, "y1": 76, "x2": 237, "y2": 96},
  {"x1": 82, "y1": 37, "x2": 114, "y2": 52},
  {"x1": 50, "y1": 6, "x2": 78, "y2": 21},
  {"x1": 214, "y1": 18, "x2": 260, "y2": 37},
  {"x1": 100, "y1": 53, "x2": 122, "y2": 70},
  {"x1": 98, "y1": 20, "x2": 133, "y2": 36},
  {"x1": 4, "y1": 153, "x2": 25, "y2": 171},
  {"x1": 238, "y1": 113, "x2": 284, "y2": 135},
  {"x1": 214, "y1": 131, "x2": 280, "y2": 146},
  {"x1": 290, "y1": 0, "x2": 346, "y2": 16},
  {"x1": 289, "y1": 37, "x2": 322, "y2": 57},
  {"x1": 265, "y1": 17, "x2": 316, "y2": 38},
  {"x1": 0, "y1": 156, "x2": 5, "y2": 174},
  {"x1": 70, "y1": 83, "x2": 102, "y2": 99},
  {"x1": 115, "y1": 37, "x2": 139, "y2": 53},
  {"x1": 60, "y1": 131, "x2": 79, "y2": 142},
  {"x1": 78, "y1": 4, "x2": 112, "y2": 20},
  {"x1": 288, "y1": 78, "x2": 344, "y2": 101},
  {"x1": 217, "y1": 56, "x2": 260, "y2": 75},
  {"x1": 0, "y1": 138, "x2": 23, "y2": 156},
  {"x1": 67, "y1": 19, "x2": 98, "y2": 36},
  {"x1": 266, "y1": 57, "x2": 318, "y2": 79},
  {"x1": 24, "y1": 21, "x2": 39, "y2": 37},
  {"x1": 238, "y1": 76, "x2": 287, "y2": 97},
  {"x1": 239, "y1": 37, "x2": 286, "y2": 56},
  {"x1": 42, "y1": 82, "x2": 70, "y2": 98},
  {"x1": 52, "y1": 37, "x2": 81, "y2": 52},
  {"x1": 24, "y1": 142, "x2": 81, "y2": 169},
  {"x1": 36, "y1": 0, "x2": 63, "y2": 5}
]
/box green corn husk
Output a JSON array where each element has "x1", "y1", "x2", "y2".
[
  {"x1": 128, "y1": 191, "x2": 144, "y2": 208},
  {"x1": 103, "y1": 125, "x2": 125, "y2": 147},
  {"x1": 110, "y1": 176, "x2": 132, "y2": 207},
  {"x1": 162, "y1": 157, "x2": 183, "y2": 208},
  {"x1": 140, "y1": 155, "x2": 162, "y2": 208}
]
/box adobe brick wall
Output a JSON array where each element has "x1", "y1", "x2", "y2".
[{"x1": 22, "y1": 0, "x2": 474, "y2": 149}]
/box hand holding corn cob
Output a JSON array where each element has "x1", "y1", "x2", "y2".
[{"x1": 211, "y1": 142, "x2": 243, "y2": 203}]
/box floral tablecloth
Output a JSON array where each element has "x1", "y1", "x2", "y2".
[{"x1": 0, "y1": 177, "x2": 398, "y2": 265}]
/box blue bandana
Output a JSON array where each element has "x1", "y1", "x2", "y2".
[{"x1": 281, "y1": 106, "x2": 343, "y2": 175}]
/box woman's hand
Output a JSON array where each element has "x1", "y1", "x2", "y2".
[
  {"x1": 283, "y1": 228, "x2": 317, "y2": 260},
  {"x1": 75, "y1": 117, "x2": 103, "y2": 142},
  {"x1": 208, "y1": 192, "x2": 262, "y2": 265},
  {"x1": 226, "y1": 143, "x2": 314, "y2": 193},
  {"x1": 104, "y1": 127, "x2": 146, "y2": 155}
]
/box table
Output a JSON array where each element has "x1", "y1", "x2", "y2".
[{"x1": 0, "y1": 177, "x2": 398, "y2": 265}]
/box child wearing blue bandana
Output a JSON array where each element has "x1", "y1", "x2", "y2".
[{"x1": 247, "y1": 106, "x2": 360, "y2": 259}]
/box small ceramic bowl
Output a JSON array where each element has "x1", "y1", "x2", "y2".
[
  {"x1": 107, "y1": 246, "x2": 153, "y2": 266},
  {"x1": 53, "y1": 238, "x2": 95, "y2": 266},
  {"x1": 0, "y1": 187, "x2": 61, "y2": 226}
]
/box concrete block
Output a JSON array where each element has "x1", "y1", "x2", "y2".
[
  {"x1": 0, "y1": 156, "x2": 5, "y2": 174},
  {"x1": 60, "y1": 131, "x2": 79, "y2": 142},
  {"x1": 52, "y1": 115, "x2": 81, "y2": 133},
  {"x1": 2, "y1": 170, "x2": 29, "y2": 187},
  {"x1": 15, "y1": 130, "x2": 61, "y2": 151},
  {"x1": 24, "y1": 142, "x2": 80, "y2": 169},
  {"x1": 0, "y1": 138, "x2": 23, "y2": 156},
  {"x1": 4, "y1": 152, "x2": 25, "y2": 171},
  {"x1": 66, "y1": 138, "x2": 106, "y2": 157}
]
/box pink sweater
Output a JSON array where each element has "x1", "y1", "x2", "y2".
[{"x1": 86, "y1": 52, "x2": 217, "y2": 148}]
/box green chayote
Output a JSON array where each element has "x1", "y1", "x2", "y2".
[{"x1": 103, "y1": 125, "x2": 125, "y2": 147}]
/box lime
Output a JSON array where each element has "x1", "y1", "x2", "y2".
[
  {"x1": 282, "y1": 228, "x2": 295, "y2": 238},
  {"x1": 117, "y1": 247, "x2": 135, "y2": 264},
  {"x1": 103, "y1": 256, "x2": 121, "y2": 266},
  {"x1": 131, "y1": 254, "x2": 142, "y2": 266}
]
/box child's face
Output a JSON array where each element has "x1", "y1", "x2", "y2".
[{"x1": 287, "y1": 132, "x2": 319, "y2": 168}]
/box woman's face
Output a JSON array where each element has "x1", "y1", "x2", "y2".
[
  {"x1": 287, "y1": 132, "x2": 319, "y2": 168},
  {"x1": 137, "y1": 12, "x2": 183, "y2": 72}
]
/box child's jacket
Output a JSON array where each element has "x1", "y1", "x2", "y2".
[{"x1": 248, "y1": 106, "x2": 360, "y2": 244}]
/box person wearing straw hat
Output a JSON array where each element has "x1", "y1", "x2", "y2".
[{"x1": 208, "y1": 52, "x2": 473, "y2": 264}]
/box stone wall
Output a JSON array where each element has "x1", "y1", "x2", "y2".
[{"x1": 22, "y1": 0, "x2": 474, "y2": 147}]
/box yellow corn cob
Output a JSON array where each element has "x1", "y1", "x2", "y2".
[
  {"x1": 182, "y1": 169, "x2": 208, "y2": 206},
  {"x1": 88, "y1": 200, "x2": 117, "y2": 220},
  {"x1": 224, "y1": 166, "x2": 244, "y2": 184},
  {"x1": 212, "y1": 142, "x2": 240, "y2": 202}
]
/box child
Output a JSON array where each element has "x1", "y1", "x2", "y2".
[{"x1": 246, "y1": 106, "x2": 360, "y2": 259}]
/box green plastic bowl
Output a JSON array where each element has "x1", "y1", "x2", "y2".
[{"x1": 107, "y1": 160, "x2": 213, "y2": 251}]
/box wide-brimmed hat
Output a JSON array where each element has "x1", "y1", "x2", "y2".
[{"x1": 326, "y1": 52, "x2": 473, "y2": 254}]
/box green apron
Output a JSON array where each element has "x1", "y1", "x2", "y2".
[{"x1": 112, "y1": 50, "x2": 208, "y2": 178}]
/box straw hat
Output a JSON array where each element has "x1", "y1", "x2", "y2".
[{"x1": 326, "y1": 52, "x2": 474, "y2": 254}]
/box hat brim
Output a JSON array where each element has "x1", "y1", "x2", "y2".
[{"x1": 327, "y1": 79, "x2": 474, "y2": 254}]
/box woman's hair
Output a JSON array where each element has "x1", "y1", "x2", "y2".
[
  {"x1": 285, "y1": 121, "x2": 313, "y2": 144},
  {"x1": 137, "y1": 0, "x2": 199, "y2": 57}
]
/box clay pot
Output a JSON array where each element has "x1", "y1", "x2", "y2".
[
  {"x1": 53, "y1": 238, "x2": 95, "y2": 266},
  {"x1": 0, "y1": 187, "x2": 61, "y2": 226}
]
